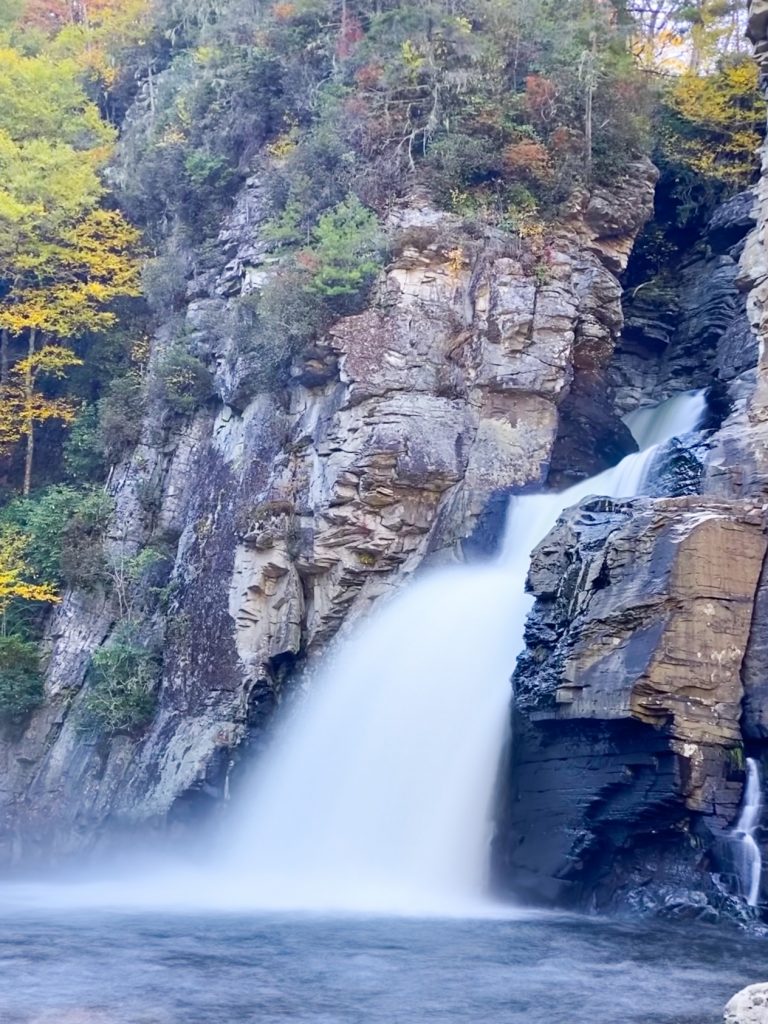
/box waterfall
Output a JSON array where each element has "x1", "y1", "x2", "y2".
[
  {"x1": 208, "y1": 390, "x2": 706, "y2": 915},
  {"x1": 733, "y1": 758, "x2": 763, "y2": 907}
]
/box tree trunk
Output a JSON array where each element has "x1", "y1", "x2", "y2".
[
  {"x1": 148, "y1": 64, "x2": 156, "y2": 120},
  {"x1": 584, "y1": 32, "x2": 597, "y2": 186},
  {"x1": 22, "y1": 328, "x2": 36, "y2": 497},
  {"x1": 0, "y1": 329, "x2": 8, "y2": 384}
]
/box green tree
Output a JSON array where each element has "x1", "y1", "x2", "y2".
[
  {"x1": 306, "y1": 195, "x2": 382, "y2": 301},
  {"x1": 0, "y1": 634, "x2": 43, "y2": 719},
  {"x1": 81, "y1": 626, "x2": 159, "y2": 734}
]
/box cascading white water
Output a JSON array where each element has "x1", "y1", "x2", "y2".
[
  {"x1": 0, "y1": 391, "x2": 706, "y2": 916},
  {"x1": 207, "y1": 390, "x2": 706, "y2": 915},
  {"x1": 733, "y1": 758, "x2": 763, "y2": 907}
]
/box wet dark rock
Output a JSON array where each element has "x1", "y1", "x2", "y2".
[
  {"x1": 460, "y1": 490, "x2": 512, "y2": 560},
  {"x1": 495, "y1": 496, "x2": 768, "y2": 918},
  {"x1": 708, "y1": 193, "x2": 757, "y2": 255},
  {"x1": 646, "y1": 438, "x2": 704, "y2": 497},
  {"x1": 742, "y1": 554, "x2": 768, "y2": 741},
  {"x1": 610, "y1": 195, "x2": 758, "y2": 414},
  {"x1": 549, "y1": 381, "x2": 638, "y2": 486}
]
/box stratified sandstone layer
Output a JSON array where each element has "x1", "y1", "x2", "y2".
[{"x1": 495, "y1": 498, "x2": 766, "y2": 914}]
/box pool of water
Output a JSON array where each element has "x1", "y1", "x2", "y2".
[{"x1": 0, "y1": 909, "x2": 764, "y2": 1024}]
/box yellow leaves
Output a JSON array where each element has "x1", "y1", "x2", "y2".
[
  {"x1": 0, "y1": 131, "x2": 105, "y2": 257},
  {"x1": 0, "y1": 41, "x2": 141, "y2": 514},
  {"x1": 0, "y1": 0, "x2": 144, "y2": 494},
  {"x1": 0, "y1": 207, "x2": 142, "y2": 339},
  {"x1": 267, "y1": 115, "x2": 299, "y2": 160},
  {"x1": 0, "y1": 344, "x2": 82, "y2": 450},
  {"x1": 131, "y1": 334, "x2": 151, "y2": 368},
  {"x1": 0, "y1": 525, "x2": 59, "y2": 617},
  {"x1": 62, "y1": 208, "x2": 143, "y2": 293},
  {"x1": 664, "y1": 58, "x2": 765, "y2": 187},
  {"x1": 44, "y1": 0, "x2": 153, "y2": 96},
  {"x1": 267, "y1": 132, "x2": 297, "y2": 160},
  {"x1": 158, "y1": 126, "x2": 187, "y2": 148},
  {"x1": 18, "y1": 345, "x2": 84, "y2": 380},
  {"x1": 193, "y1": 46, "x2": 217, "y2": 65},
  {"x1": 630, "y1": 28, "x2": 686, "y2": 73},
  {"x1": 446, "y1": 247, "x2": 465, "y2": 279},
  {"x1": 401, "y1": 40, "x2": 424, "y2": 75},
  {"x1": 448, "y1": 187, "x2": 471, "y2": 212},
  {"x1": 0, "y1": 46, "x2": 113, "y2": 149}
]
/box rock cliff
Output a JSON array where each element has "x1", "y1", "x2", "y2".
[
  {"x1": 495, "y1": 496, "x2": 766, "y2": 916},
  {"x1": 490, "y1": 4, "x2": 768, "y2": 922},
  {"x1": 3, "y1": 10, "x2": 768, "y2": 931},
  {"x1": 0, "y1": 160, "x2": 658, "y2": 863}
]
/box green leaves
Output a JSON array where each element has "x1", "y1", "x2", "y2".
[
  {"x1": 0, "y1": 485, "x2": 113, "y2": 589},
  {"x1": 307, "y1": 196, "x2": 383, "y2": 301},
  {"x1": 154, "y1": 343, "x2": 214, "y2": 414},
  {"x1": 0, "y1": 635, "x2": 43, "y2": 720},
  {"x1": 81, "y1": 626, "x2": 160, "y2": 735},
  {"x1": 0, "y1": 47, "x2": 113, "y2": 148}
]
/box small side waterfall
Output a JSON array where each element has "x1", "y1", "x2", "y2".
[
  {"x1": 733, "y1": 758, "x2": 763, "y2": 907},
  {"x1": 208, "y1": 390, "x2": 706, "y2": 915}
]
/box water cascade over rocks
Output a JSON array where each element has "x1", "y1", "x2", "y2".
[
  {"x1": 733, "y1": 758, "x2": 763, "y2": 907},
  {"x1": 0, "y1": 392, "x2": 706, "y2": 916},
  {"x1": 205, "y1": 391, "x2": 707, "y2": 915}
]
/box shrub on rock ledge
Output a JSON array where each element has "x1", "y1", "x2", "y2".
[
  {"x1": 0, "y1": 636, "x2": 43, "y2": 720},
  {"x1": 81, "y1": 629, "x2": 160, "y2": 735},
  {"x1": 154, "y1": 345, "x2": 215, "y2": 415}
]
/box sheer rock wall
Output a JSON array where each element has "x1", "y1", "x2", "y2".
[
  {"x1": 495, "y1": 498, "x2": 767, "y2": 915},
  {"x1": 0, "y1": 164, "x2": 657, "y2": 864}
]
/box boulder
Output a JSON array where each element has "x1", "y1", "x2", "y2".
[{"x1": 725, "y1": 984, "x2": 768, "y2": 1024}]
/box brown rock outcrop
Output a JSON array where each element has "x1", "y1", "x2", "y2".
[{"x1": 495, "y1": 496, "x2": 768, "y2": 912}]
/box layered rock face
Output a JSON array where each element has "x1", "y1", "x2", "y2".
[
  {"x1": 610, "y1": 190, "x2": 757, "y2": 415},
  {"x1": 495, "y1": 497, "x2": 767, "y2": 914},
  {"x1": 492, "y1": 5, "x2": 768, "y2": 921},
  {"x1": 0, "y1": 164, "x2": 657, "y2": 862}
]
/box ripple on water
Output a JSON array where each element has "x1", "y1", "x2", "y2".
[{"x1": 0, "y1": 909, "x2": 765, "y2": 1024}]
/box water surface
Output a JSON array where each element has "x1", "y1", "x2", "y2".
[{"x1": 0, "y1": 910, "x2": 763, "y2": 1024}]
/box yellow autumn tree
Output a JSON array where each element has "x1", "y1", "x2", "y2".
[
  {"x1": 0, "y1": 208, "x2": 141, "y2": 493},
  {"x1": 0, "y1": 525, "x2": 59, "y2": 632},
  {"x1": 661, "y1": 58, "x2": 765, "y2": 187},
  {"x1": 0, "y1": 45, "x2": 112, "y2": 260},
  {"x1": 0, "y1": 32, "x2": 143, "y2": 494},
  {"x1": 45, "y1": 0, "x2": 153, "y2": 97},
  {"x1": 0, "y1": 346, "x2": 84, "y2": 493}
]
